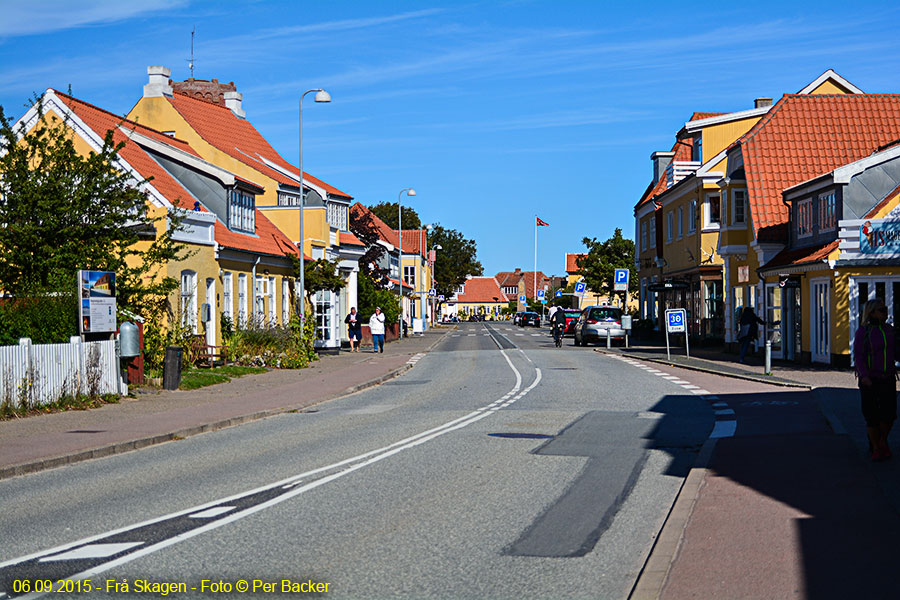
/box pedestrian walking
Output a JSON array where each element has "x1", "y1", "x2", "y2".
[
  {"x1": 369, "y1": 306, "x2": 386, "y2": 353},
  {"x1": 737, "y1": 306, "x2": 765, "y2": 363},
  {"x1": 854, "y1": 298, "x2": 897, "y2": 461},
  {"x1": 345, "y1": 307, "x2": 362, "y2": 352}
]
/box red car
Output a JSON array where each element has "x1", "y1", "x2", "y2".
[{"x1": 562, "y1": 309, "x2": 582, "y2": 336}]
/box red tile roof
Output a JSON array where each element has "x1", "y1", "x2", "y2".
[
  {"x1": 54, "y1": 90, "x2": 297, "y2": 259},
  {"x1": 494, "y1": 270, "x2": 551, "y2": 299},
  {"x1": 397, "y1": 229, "x2": 428, "y2": 256},
  {"x1": 165, "y1": 93, "x2": 352, "y2": 199},
  {"x1": 760, "y1": 240, "x2": 840, "y2": 270},
  {"x1": 339, "y1": 231, "x2": 365, "y2": 247},
  {"x1": 733, "y1": 94, "x2": 900, "y2": 241},
  {"x1": 457, "y1": 277, "x2": 508, "y2": 303},
  {"x1": 350, "y1": 202, "x2": 399, "y2": 247},
  {"x1": 565, "y1": 253, "x2": 585, "y2": 273},
  {"x1": 635, "y1": 137, "x2": 693, "y2": 210}
]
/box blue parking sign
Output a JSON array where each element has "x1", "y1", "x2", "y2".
[
  {"x1": 574, "y1": 281, "x2": 587, "y2": 294},
  {"x1": 614, "y1": 269, "x2": 629, "y2": 292},
  {"x1": 519, "y1": 295, "x2": 526, "y2": 303}
]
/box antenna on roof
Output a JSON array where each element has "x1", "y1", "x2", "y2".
[{"x1": 187, "y1": 26, "x2": 195, "y2": 78}]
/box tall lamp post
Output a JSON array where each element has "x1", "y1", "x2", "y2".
[
  {"x1": 298, "y1": 87, "x2": 331, "y2": 323},
  {"x1": 430, "y1": 244, "x2": 442, "y2": 325},
  {"x1": 397, "y1": 187, "x2": 416, "y2": 338},
  {"x1": 419, "y1": 224, "x2": 432, "y2": 331}
]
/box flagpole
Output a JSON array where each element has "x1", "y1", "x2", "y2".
[{"x1": 533, "y1": 215, "x2": 537, "y2": 300}]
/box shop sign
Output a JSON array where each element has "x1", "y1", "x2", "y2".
[
  {"x1": 737, "y1": 265, "x2": 749, "y2": 283},
  {"x1": 860, "y1": 219, "x2": 900, "y2": 254},
  {"x1": 78, "y1": 270, "x2": 117, "y2": 333}
]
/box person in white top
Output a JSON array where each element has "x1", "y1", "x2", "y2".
[{"x1": 369, "y1": 306, "x2": 386, "y2": 353}]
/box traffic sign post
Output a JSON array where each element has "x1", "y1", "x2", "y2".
[
  {"x1": 665, "y1": 308, "x2": 690, "y2": 361},
  {"x1": 614, "y1": 269, "x2": 629, "y2": 292}
]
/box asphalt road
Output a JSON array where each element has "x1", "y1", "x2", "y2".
[{"x1": 1, "y1": 322, "x2": 716, "y2": 600}]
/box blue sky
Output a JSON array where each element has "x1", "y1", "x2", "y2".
[{"x1": 2, "y1": 0, "x2": 900, "y2": 277}]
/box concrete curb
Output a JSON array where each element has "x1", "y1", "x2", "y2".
[
  {"x1": 629, "y1": 438, "x2": 718, "y2": 600},
  {"x1": 595, "y1": 348, "x2": 812, "y2": 389},
  {"x1": 0, "y1": 333, "x2": 448, "y2": 481}
]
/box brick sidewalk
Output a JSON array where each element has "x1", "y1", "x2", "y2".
[{"x1": 0, "y1": 329, "x2": 449, "y2": 479}]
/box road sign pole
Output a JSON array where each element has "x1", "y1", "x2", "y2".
[
  {"x1": 665, "y1": 322, "x2": 671, "y2": 361},
  {"x1": 685, "y1": 324, "x2": 690, "y2": 359}
]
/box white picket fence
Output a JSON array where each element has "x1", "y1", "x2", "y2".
[{"x1": 0, "y1": 337, "x2": 123, "y2": 409}]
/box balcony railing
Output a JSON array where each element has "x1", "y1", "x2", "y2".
[{"x1": 666, "y1": 161, "x2": 702, "y2": 188}]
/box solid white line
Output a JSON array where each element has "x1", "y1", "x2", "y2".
[
  {"x1": 189, "y1": 506, "x2": 236, "y2": 519},
  {"x1": 7, "y1": 332, "x2": 541, "y2": 590},
  {"x1": 710, "y1": 421, "x2": 737, "y2": 438}
]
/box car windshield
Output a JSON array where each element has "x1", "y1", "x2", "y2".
[
  {"x1": 588, "y1": 307, "x2": 621, "y2": 320},
  {"x1": 564, "y1": 311, "x2": 581, "y2": 318}
]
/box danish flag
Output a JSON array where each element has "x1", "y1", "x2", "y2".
[{"x1": 536, "y1": 217, "x2": 549, "y2": 227}]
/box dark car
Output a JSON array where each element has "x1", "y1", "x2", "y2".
[{"x1": 520, "y1": 311, "x2": 541, "y2": 327}]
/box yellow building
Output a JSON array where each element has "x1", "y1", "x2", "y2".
[
  {"x1": 127, "y1": 67, "x2": 360, "y2": 350},
  {"x1": 18, "y1": 89, "x2": 301, "y2": 351}
]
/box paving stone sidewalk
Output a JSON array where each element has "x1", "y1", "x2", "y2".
[{"x1": 0, "y1": 329, "x2": 450, "y2": 479}]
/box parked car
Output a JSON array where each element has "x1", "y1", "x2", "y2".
[
  {"x1": 513, "y1": 311, "x2": 524, "y2": 326},
  {"x1": 520, "y1": 311, "x2": 541, "y2": 327},
  {"x1": 573, "y1": 305, "x2": 625, "y2": 346},
  {"x1": 562, "y1": 309, "x2": 583, "y2": 336}
]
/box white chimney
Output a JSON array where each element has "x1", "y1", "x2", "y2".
[
  {"x1": 224, "y1": 91, "x2": 245, "y2": 118},
  {"x1": 143, "y1": 66, "x2": 172, "y2": 98}
]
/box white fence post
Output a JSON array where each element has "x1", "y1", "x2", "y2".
[
  {"x1": 70, "y1": 336, "x2": 83, "y2": 396},
  {"x1": 18, "y1": 338, "x2": 32, "y2": 407}
]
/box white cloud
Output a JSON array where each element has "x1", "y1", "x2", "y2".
[{"x1": 0, "y1": 0, "x2": 188, "y2": 37}]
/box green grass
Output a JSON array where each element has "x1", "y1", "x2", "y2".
[
  {"x1": 178, "y1": 365, "x2": 268, "y2": 390},
  {"x1": 1, "y1": 393, "x2": 119, "y2": 420}
]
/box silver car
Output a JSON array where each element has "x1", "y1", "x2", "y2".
[{"x1": 573, "y1": 305, "x2": 625, "y2": 346}]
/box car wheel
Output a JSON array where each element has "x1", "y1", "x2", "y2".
[{"x1": 574, "y1": 333, "x2": 581, "y2": 347}]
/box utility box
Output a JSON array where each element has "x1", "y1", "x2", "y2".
[
  {"x1": 119, "y1": 321, "x2": 141, "y2": 358},
  {"x1": 621, "y1": 315, "x2": 633, "y2": 330},
  {"x1": 200, "y1": 303, "x2": 212, "y2": 323},
  {"x1": 163, "y1": 346, "x2": 183, "y2": 390}
]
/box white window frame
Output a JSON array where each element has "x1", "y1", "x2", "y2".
[
  {"x1": 238, "y1": 273, "x2": 248, "y2": 327},
  {"x1": 732, "y1": 189, "x2": 746, "y2": 225},
  {"x1": 268, "y1": 276, "x2": 276, "y2": 324},
  {"x1": 282, "y1": 278, "x2": 290, "y2": 324},
  {"x1": 797, "y1": 198, "x2": 813, "y2": 238},
  {"x1": 403, "y1": 264, "x2": 416, "y2": 287},
  {"x1": 677, "y1": 206, "x2": 684, "y2": 239},
  {"x1": 688, "y1": 199, "x2": 696, "y2": 233},
  {"x1": 180, "y1": 270, "x2": 198, "y2": 333},
  {"x1": 255, "y1": 276, "x2": 266, "y2": 320},
  {"x1": 704, "y1": 194, "x2": 721, "y2": 230},
  {"x1": 819, "y1": 192, "x2": 836, "y2": 231},
  {"x1": 666, "y1": 211, "x2": 674, "y2": 242},
  {"x1": 649, "y1": 218, "x2": 656, "y2": 249},
  {"x1": 223, "y1": 272, "x2": 233, "y2": 322},
  {"x1": 640, "y1": 221, "x2": 647, "y2": 252}
]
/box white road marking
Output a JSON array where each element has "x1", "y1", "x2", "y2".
[
  {"x1": 680, "y1": 384, "x2": 700, "y2": 390},
  {"x1": 8, "y1": 328, "x2": 543, "y2": 594},
  {"x1": 712, "y1": 402, "x2": 729, "y2": 408},
  {"x1": 714, "y1": 409, "x2": 736, "y2": 416},
  {"x1": 189, "y1": 506, "x2": 236, "y2": 519},
  {"x1": 39, "y1": 543, "x2": 144, "y2": 562},
  {"x1": 691, "y1": 389, "x2": 712, "y2": 395}
]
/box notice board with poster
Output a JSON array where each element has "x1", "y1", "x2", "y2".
[{"x1": 78, "y1": 270, "x2": 117, "y2": 334}]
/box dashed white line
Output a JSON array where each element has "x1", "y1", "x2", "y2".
[
  {"x1": 710, "y1": 421, "x2": 737, "y2": 438},
  {"x1": 714, "y1": 409, "x2": 736, "y2": 416}
]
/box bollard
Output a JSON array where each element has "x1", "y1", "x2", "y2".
[
  {"x1": 607, "y1": 328, "x2": 611, "y2": 348},
  {"x1": 765, "y1": 340, "x2": 772, "y2": 375}
]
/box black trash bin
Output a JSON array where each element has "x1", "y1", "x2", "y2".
[{"x1": 163, "y1": 346, "x2": 183, "y2": 390}]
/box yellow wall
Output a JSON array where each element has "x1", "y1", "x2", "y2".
[
  {"x1": 808, "y1": 80, "x2": 855, "y2": 95},
  {"x1": 701, "y1": 116, "x2": 762, "y2": 161}
]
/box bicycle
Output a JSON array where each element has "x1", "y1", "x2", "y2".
[{"x1": 553, "y1": 323, "x2": 563, "y2": 347}]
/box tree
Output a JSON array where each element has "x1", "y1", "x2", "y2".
[
  {"x1": 576, "y1": 228, "x2": 637, "y2": 306},
  {"x1": 429, "y1": 224, "x2": 483, "y2": 305},
  {"x1": 289, "y1": 255, "x2": 345, "y2": 305},
  {"x1": 357, "y1": 271, "x2": 400, "y2": 323},
  {"x1": 0, "y1": 99, "x2": 189, "y2": 330},
  {"x1": 368, "y1": 201, "x2": 421, "y2": 230}
]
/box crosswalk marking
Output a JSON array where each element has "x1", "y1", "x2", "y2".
[{"x1": 40, "y1": 543, "x2": 144, "y2": 562}]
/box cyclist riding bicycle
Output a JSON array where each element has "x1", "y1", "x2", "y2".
[{"x1": 550, "y1": 306, "x2": 567, "y2": 347}]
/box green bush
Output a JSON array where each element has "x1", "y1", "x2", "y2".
[
  {"x1": 229, "y1": 307, "x2": 317, "y2": 369},
  {"x1": 0, "y1": 283, "x2": 78, "y2": 345}
]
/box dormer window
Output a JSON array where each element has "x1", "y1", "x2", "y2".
[
  {"x1": 278, "y1": 191, "x2": 300, "y2": 206},
  {"x1": 819, "y1": 192, "x2": 836, "y2": 231},
  {"x1": 327, "y1": 201, "x2": 349, "y2": 231},
  {"x1": 229, "y1": 188, "x2": 256, "y2": 233},
  {"x1": 797, "y1": 198, "x2": 813, "y2": 238}
]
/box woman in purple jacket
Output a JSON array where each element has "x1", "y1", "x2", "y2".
[{"x1": 854, "y1": 298, "x2": 897, "y2": 461}]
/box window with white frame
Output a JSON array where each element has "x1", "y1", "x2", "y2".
[
  {"x1": 640, "y1": 221, "x2": 647, "y2": 252},
  {"x1": 666, "y1": 211, "x2": 674, "y2": 242},
  {"x1": 229, "y1": 189, "x2": 256, "y2": 233},
  {"x1": 327, "y1": 202, "x2": 349, "y2": 231},
  {"x1": 238, "y1": 274, "x2": 248, "y2": 327},
  {"x1": 403, "y1": 265, "x2": 416, "y2": 287},
  {"x1": 282, "y1": 278, "x2": 290, "y2": 324},
  {"x1": 704, "y1": 194, "x2": 721, "y2": 228},
  {"x1": 255, "y1": 276, "x2": 266, "y2": 319},
  {"x1": 223, "y1": 272, "x2": 233, "y2": 322},
  {"x1": 503, "y1": 286, "x2": 517, "y2": 296},
  {"x1": 649, "y1": 218, "x2": 656, "y2": 248},
  {"x1": 268, "y1": 276, "x2": 276, "y2": 324},
  {"x1": 819, "y1": 192, "x2": 836, "y2": 231},
  {"x1": 797, "y1": 198, "x2": 813, "y2": 238},
  {"x1": 277, "y1": 191, "x2": 300, "y2": 206},
  {"x1": 688, "y1": 199, "x2": 697, "y2": 233},
  {"x1": 180, "y1": 270, "x2": 198, "y2": 333},
  {"x1": 677, "y1": 206, "x2": 684, "y2": 239},
  {"x1": 732, "y1": 189, "x2": 746, "y2": 225}
]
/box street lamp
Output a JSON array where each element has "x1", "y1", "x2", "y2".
[
  {"x1": 298, "y1": 88, "x2": 331, "y2": 323},
  {"x1": 431, "y1": 244, "x2": 442, "y2": 325},
  {"x1": 398, "y1": 187, "x2": 416, "y2": 337},
  {"x1": 419, "y1": 224, "x2": 432, "y2": 331}
]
